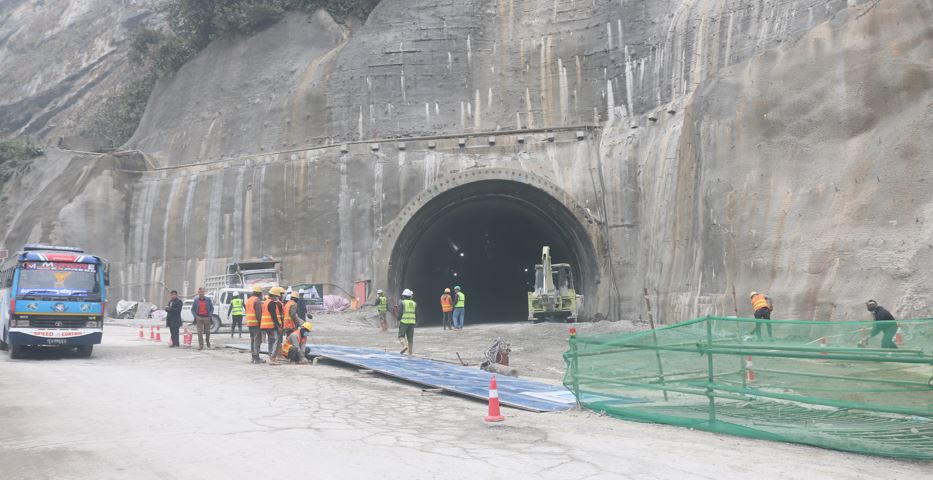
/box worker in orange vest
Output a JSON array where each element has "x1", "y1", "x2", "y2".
[
  {"x1": 246, "y1": 285, "x2": 264, "y2": 364},
  {"x1": 749, "y1": 291, "x2": 774, "y2": 341},
  {"x1": 261, "y1": 287, "x2": 284, "y2": 363},
  {"x1": 282, "y1": 291, "x2": 303, "y2": 337},
  {"x1": 440, "y1": 288, "x2": 453, "y2": 330},
  {"x1": 282, "y1": 322, "x2": 313, "y2": 364}
]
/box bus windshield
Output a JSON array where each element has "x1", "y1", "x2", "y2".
[{"x1": 16, "y1": 262, "x2": 101, "y2": 298}]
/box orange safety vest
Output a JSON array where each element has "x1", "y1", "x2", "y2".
[
  {"x1": 245, "y1": 296, "x2": 260, "y2": 327},
  {"x1": 751, "y1": 293, "x2": 770, "y2": 312},
  {"x1": 283, "y1": 300, "x2": 298, "y2": 330},
  {"x1": 440, "y1": 294, "x2": 453, "y2": 313},
  {"x1": 282, "y1": 330, "x2": 306, "y2": 356},
  {"x1": 260, "y1": 299, "x2": 276, "y2": 330}
]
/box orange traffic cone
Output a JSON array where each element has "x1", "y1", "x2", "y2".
[
  {"x1": 820, "y1": 336, "x2": 828, "y2": 356},
  {"x1": 155, "y1": 327, "x2": 162, "y2": 343},
  {"x1": 484, "y1": 376, "x2": 505, "y2": 422},
  {"x1": 895, "y1": 327, "x2": 904, "y2": 346},
  {"x1": 149, "y1": 326, "x2": 155, "y2": 341},
  {"x1": 138, "y1": 325, "x2": 144, "y2": 340},
  {"x1": 745, "y1": 356, "x2": 756, "y2": 382}
]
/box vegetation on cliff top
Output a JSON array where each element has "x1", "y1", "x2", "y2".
[
  {"x1": 133, "y1": 0, "x2": 381, "y2": 77},
  {"x1": 88, "y1": 0, "x2": 379, "y2": 150},
  {"x1": 0, "y1": 137, "x2": 43, "y2": 185}
]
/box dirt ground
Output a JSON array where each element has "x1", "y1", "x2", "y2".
[{"x1": 0, "y1": 316, "x2": 927, "y2": 479}]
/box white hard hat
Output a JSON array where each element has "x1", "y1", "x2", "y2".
[
  {"x1": 377, "y1": 289, "x2": 384, "y2": 294},
  {"x1": 402, "y1": 288, "x2": 413, "y2": 297},
  {"x1": 298, "y1": 289, "x2": 305, "y2": 294}
]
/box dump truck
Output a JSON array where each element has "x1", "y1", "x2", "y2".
[
  {"x1": 185, "y1": 259, "x2": 283, "y2": 332},
  {"x1": 527, "y1": 246, "x2": 580, "y2": 322}
]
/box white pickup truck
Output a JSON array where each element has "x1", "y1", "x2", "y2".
[{"x1": 181, "y1": 259, "x2": 284, "y2": 332}]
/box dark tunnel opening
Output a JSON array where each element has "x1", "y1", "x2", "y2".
[{"x1": 388, "y1": 180, "x2": 596, "y2": 325}]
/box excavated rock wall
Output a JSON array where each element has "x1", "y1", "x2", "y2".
[{"x1": 4, "y1": 0, "x2": 933, "y2": 322}]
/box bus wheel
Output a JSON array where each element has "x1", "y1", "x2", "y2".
[
  {"x1": 10, "y1": 345, "x2": 23, "y2": 359},
  {"x1": 211, "y1": 315, "x2": 222, "y2": 334},
  {"x1": 76, "y1": 345, "x2": 93, "y2": 358}
]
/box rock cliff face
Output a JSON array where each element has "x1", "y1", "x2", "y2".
[
  {"x1": 3, "y1": 0, "x2": 932, "y2": 323},
  {"x1": 0, "y1": 0, "x2": 158, "y2": 149}
]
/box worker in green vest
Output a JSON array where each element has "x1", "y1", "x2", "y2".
[
  {"x1": 452, "y1": 285, "x2": 466, "y2": 330},
  {"x1": 228, "y1": 293, "x2": 246, "y2": 338},
  {"x1": 397, "y1": 289, "x2": 417, "y2": 355},
  {"x1": 373, "y1": 289, "x2": 389, "y2": 332}
]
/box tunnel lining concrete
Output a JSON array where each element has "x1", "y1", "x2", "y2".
[{"x1": 381, "y1": 169, "x2": 601, "y2": 323}]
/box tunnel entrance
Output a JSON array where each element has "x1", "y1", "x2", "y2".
[{"x1": 388, "y1": 179, "x2": 597, "y2": 325}]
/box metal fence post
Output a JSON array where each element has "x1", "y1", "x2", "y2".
[{"x1": 705, "y1": 317, "x2": 717, "y2": 424}]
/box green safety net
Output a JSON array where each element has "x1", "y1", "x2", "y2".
[{"x1": 563, "y1": 316, "x2": 933, "y2": 460}]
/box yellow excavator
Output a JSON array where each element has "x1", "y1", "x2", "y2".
[{"x1": 527, "y1": 246, "x2": 579, "y2": 322}]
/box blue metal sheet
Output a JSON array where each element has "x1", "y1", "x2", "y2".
[{"x1": 226, "y1": 343, "x2": 582, "y2": 412}]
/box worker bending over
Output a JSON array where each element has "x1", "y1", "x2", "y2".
[
  {"x1": 246, "y1": 286, "x2": 264, "y2": 364},
  {"x1": 749, "y1": 291, "x2": 773, "y2": 341},
  {"x1": 398, "y1": 289, "x2": 417, "y2": 355},
  {"x1": 282, "y1": 322, "x2": 313, "y2": 364},
  {"x1": 862, "y1": 300, "x2": 898, "y2": 349}
]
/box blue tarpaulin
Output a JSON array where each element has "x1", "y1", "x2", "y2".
[{"x1": 226, "y1": 343, "x2": 583, "y2": 412}]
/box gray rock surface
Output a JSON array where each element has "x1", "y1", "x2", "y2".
[
  {"x1": 3, "y1": 0, "x2": 932, "y2": 324},
  {"x1": 0, "y1": 0, "x2": 158, "y2": 149}
]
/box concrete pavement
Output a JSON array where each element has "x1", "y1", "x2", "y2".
[{"x1": 0, "y1": 325, "x2": 926, "y2": 479}]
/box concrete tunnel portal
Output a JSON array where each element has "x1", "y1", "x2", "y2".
[{"x1": 388, "y1": 179, "x2": 599, "y2": 325}]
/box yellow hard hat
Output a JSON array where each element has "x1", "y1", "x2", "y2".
[
  {"x1": 252, "y1": 285, "x2": 263, "y2": 293},
  {"x1": 290, "y1": 291, "x2": 299, "y2": 299},
  {"x1": 444, "y1": 288, "x2": 451, "y2": 293},
  {"x1": 301, "y1": 322, "x2": 312, "y2": 331},
  {"x1": 268, "y1": 286, "x2": 281, "y2": 296}
]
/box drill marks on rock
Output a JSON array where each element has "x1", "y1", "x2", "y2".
[
  {"x1": 203, "y1": 173, "x2": 224, "y2": 276},
  {"x1": 231, "y1": 167, "x2": 246, "y2": 260}
]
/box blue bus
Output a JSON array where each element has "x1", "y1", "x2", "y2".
[{"x1": 0, "y1": 244, "x2": 109, "y2": 358}]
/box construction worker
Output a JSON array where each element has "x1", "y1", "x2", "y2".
[
  {"x1": 261, "y1": 287, "x2": 284, "y2": 363},
  {"x1": 440, "y1": 288, "x2": 453, "y2": 330},
  {"x1": 374, "y1": 289, "x2": 388, "y2": 332},
  {"x1": 862, "y1": 300, "x2": 898, "y2": 349},
  {"x1": 451, "y1": 285, "x2": 466, "y2": 331},
  {"x1": 228, "y1": 293, "x2": 245, "y2": 338},
  {"x1": 296, "y1": 289, "x2": 309, "y2": 320},
  {"x1": 398, "y1": 289, "x2": 416, "y2": 355},
  {"x1": 282, "y1": 322, "x2": 313, "y2": 364},
  {"x1": 191, "y1": 287, "x2": 214, "y2": 350},
  {"x1": 748, "y1": 291, "x2": 773, "y2": 341},
  {"x1": 246, "y1": 286, "x2": 264, "y2": 364},
  {"x1": 282, "y1": 291, "x2": 305, "y2": 337}
]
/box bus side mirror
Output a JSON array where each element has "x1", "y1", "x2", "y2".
[{"x1": 104, "y1": 266, "x2": 111, "y2": 286}]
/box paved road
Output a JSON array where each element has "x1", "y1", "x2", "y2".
[{"x1": 0, "y1": 326, "x2": 926, "y2": 479}]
